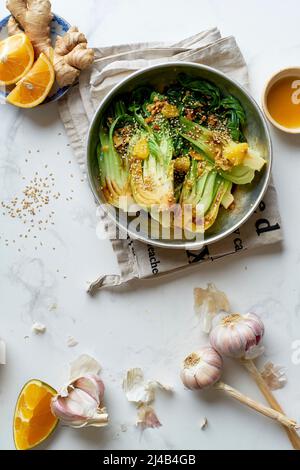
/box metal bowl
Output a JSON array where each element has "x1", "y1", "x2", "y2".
[{"x1": 87, "y1": 62, "x2": 272, "y2": 250}]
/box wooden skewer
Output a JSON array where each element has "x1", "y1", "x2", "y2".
[
  {"x1": 240, "y1": 358, "x2": 300, "y2": 450},
  {"x1": 214, "y1": 381, "x2": 298, "y2": 430}
]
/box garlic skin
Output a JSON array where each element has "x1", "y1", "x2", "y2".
[
  {"x1": 180, "y1": 346, "x2": 223, "y2": 390},
  {"x1": 122, "y1": 368, "x2": 172, "y2": 430},
  {"x1": 194, "y1": 284, "x2": 230, "y2": 333},
  {"x1": 32, "y1": 322, "x2": 46, "y2": 334},
  {"x1": 122, "y1": 368, "x2": 172, "y2": 405},
  {"x1": 260, "y1": 362, "x2": 287, "y2": 391},
  {"x1": 51, "y1": 355, "x2": 108, "y2": 428},
  {"x1": 210, "y1": 312, "x2": 265, "y2": 359},
  {"x1": 136, "y1": 404, "x2": 162, "y2": 430}
]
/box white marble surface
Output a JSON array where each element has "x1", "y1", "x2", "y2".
[{"x1": 1, "y1": 0, "x2": 300, "y2": 451}]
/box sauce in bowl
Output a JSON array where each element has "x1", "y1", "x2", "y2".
[
  {"x1": 263, "y1": 68, "x2": 300, "y2": 133},
  {"x1": 267, "y1": 76, "x2": 300, "y2": 129}
]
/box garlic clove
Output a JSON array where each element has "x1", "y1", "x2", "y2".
[
  {"x1": 73, "y1": 375, "x2": 105, "y2": 403},
  {"x1": 51, "y1": 355, "x2": 108, "y2": 428},
  {"x1": 51, "y1": 391, "x2": 88, "y2": 427},
  {"x1": 180, "y1": 368, "x2": 199, "y2": 390},
  {"x1": 51, "y1": 387, "x2": 108, "y2": 428},
  {"x1": 245, "y1": 313, "x2": 265, "y2": 340},
  {"x1": 195, "y1": 364, "x2": 216, "y2": 389}
]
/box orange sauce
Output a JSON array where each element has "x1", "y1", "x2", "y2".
[{"x1": 266, "y1": 76, "x2": 300, "y2": 128}]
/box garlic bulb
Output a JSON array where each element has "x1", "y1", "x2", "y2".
[
  {"x1": 51, "y1": 355, "x2": 109, "y2": 428},
  {"x1": 210, "y1": 312, "x2": 265, "y2": 359},
  {"x1": 180, "y1": 347, "x2": 299, "y2": 432},
  {"x1": 180, "y1": 346, "x2": 223, "y2": 390}
]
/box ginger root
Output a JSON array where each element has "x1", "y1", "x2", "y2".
[
  {"x1": 53, "y1": 26, "x2": 94, "y2": 87},
  {"x1": 7, "y1": 15, "x2": 22, "y2": 35},
  {"x1": 6, "y1": 0, "x2": 52, "y2": 56},
  {"x1": 6, "y1": 0, "x2": 94, "y2": 88}
]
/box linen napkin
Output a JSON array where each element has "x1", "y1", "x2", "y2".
[{"x1": 58, "y1": 27, "x2": 283, "y2": 294}]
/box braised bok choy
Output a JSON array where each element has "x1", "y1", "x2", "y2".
[{"x1": 97, "y1": 76, "x2": 265, "y2": 234}]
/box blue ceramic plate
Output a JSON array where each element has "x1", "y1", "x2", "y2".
[{"x1": 0, "y1": 13, "x2": 71, "y2": 104}]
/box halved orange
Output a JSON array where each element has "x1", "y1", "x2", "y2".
[
  {"x1": 14, "y1": 379, "x2": 58, "y2": 450},
  {"x1": 0, "y1": 33, "x2": 34, "y2": 86},
  {"x1": 7, "y1": 52, "x2": 55, "y2": 108}
]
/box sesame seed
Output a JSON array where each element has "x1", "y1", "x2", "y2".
[{"x1": 1, "y1": 170, "x2": 58, "y2": 246}]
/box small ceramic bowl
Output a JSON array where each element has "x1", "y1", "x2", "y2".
[
  {"x1": 262, "y1": 67, "x2": 300, "y2": 134},
  {"x1": 0, "y1": 13, "x2": 71, "y2": 104}
]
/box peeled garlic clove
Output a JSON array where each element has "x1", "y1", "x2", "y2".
[
  {"x1": 181, "y1": 347, "x2": 223, "y2": 390},
  {"x1": 210, "y1": 312, "x2": 265, "y2": 359}
]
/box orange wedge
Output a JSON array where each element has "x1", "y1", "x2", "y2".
[
  {"x1": 14, "y1": 379, "x2": 58, "y2": 450},
  {"x1": 0, "y1": 33, "x2": 34, "y2": 86},
  {"x1": 7, "y1": 52, "x2": 55, "y2": 108}
]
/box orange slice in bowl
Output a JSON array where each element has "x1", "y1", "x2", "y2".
[
  {"x1": 0, "y1": 33, "x2": 34, "y2": 86},
  {"x1": 7, "y1": 52, "x2": 55, "y2": 108},
  {"x1": 14, "y1": 379, "x2": 58, "y2": 450}
]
